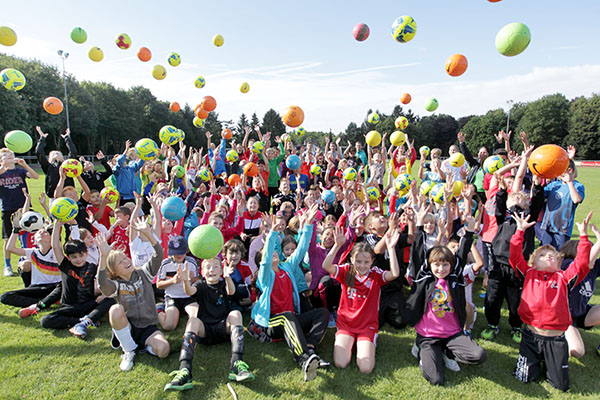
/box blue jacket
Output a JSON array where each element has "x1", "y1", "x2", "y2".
[
  {"x1": 113, "y1": 154, "x2": 144, "y2": 200},
  {"x1": 251, "y1": 224, "x2": 313, "y2": 328},
  {"x1": 209, "y1": 138, "x2": 227, "y2": 177}
]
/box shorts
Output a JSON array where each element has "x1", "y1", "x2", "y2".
[
  {"x1": 1, "y1": 209, "x2": 17, "y2": 239},
  {"x1": 131, "y1": 324, "x2": 160, "y2": 348},
  {"x1": 573, "y1": 304, "x2": 595, "y2": 330},
  {"x1": 199, "y1": 320, "x2": 228, "y2": 345},
  {"x1": 336, "y1": 328, "x2": 378, "y2": 344},
  {"x1": 165, "y1": 296, "x2": 198, "y2": 312}
]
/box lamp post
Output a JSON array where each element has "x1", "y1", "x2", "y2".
[
  {"x1": 57, "y1": 50, "x2": 70, "y2": 131},
  {"x1": 506, "y1": 100, "x2": 514, "y2": 133}
]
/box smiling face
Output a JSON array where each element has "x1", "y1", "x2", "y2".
[
  {"x1": 202, "y1": 259, "x2": 222, "y2": 284},
  {"x1": 225, "y1": 249, "x2": 241, "y2": 267},
  {"x1": 247, "y1": 197, "x2": 259, "y2": 213},
  {"x1": 34, "y1": 230, "x2": 51, "y2": 247},
  {"x1": 209, "y1": 215, "x2": 224, "y2": 230},
  {"x1": 351, "y1": 251, "x2": 374, "y2": 276},
  {"x1": 423, "y1": 215, "x2": 436, "y2": 235},
  {"x1": 431, "y1": 261, "x2": 452, "y2": 279},
  {"x1": 282, "y1": 242, "x2": 297, "y2": 258},
  {"x1": 321, "y1": 228, "x2": 335, "y2": 249}
]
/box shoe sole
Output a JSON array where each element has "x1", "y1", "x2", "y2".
[
  {"x1": 303, "y1": 357, "x2": 319, "y2": 382},
  {"x1": 69, "y1": 328, "x2": 87, "y2": 340},
  {"x1": 164, "y1": 383, "x2": 194, "y2": 391},
  {"x1": 228, "y1": 373, "x2": 255, "y2": 382}
]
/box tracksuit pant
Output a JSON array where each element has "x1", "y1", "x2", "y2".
[
  {"x1": 484, "y1": 262, "x2": 523, "y2": 328},
  {"x1": 40, "y1": 298, "x2": 115, "y2": 329},
  {"x1": 0, "y1": 283, "x2": 62, "y2": 309}
]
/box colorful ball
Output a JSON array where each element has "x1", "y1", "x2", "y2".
[
  {"x1": 528, "y1": 145, "x2": 569, "y2": 179},
  {"x1": 43, "y1": 97, "x2": 64, "y2": 115},
  {"x1": 0, "y1": 68, "x2": 26, "y2": 91},
  {"x1": 0, "y1": 26, "x2": 17, "y2": 46},
  {"x1": 202, "y1": 96, "x2": 217, "y2": 112},
  {"x1": 353, "y1": 23, "x2": 370, "y2": 41},
  {"x1": 365, "y1": 130, "x2": 381, "y2": 147},
  {"x1": 430, "y1": 183, "x2": 445, "y2": 204},
  {"x1": 135, "y1": 138, "x2": 159, "y2": 161},
  {"x1": 19, "y1": 211, "x2": 44, "y2": 232},
  {"x1": 226, "y1": 150, "x2": 239, "y2": 163},
  {"x1": 50, "y1": 197, "x2": 78, "y2": 222},
  {"x1": 390, "y1": 131, "x2": 406, "y2": 147},
  {"x1": 88, "y1": 46, "x2": 103, "y2": 62},
  {"x1": 452, "y1": 181, "x2": 464, "y2": 198},
  {"x1": 243, "y1": 162, "x2": 258, "y2": 177},
  {"x1": 286, "y1": 155, "x2": 301, "y2": 170},
  {"x1": 222, "y1": 128, "x2": 232, "y2": 140},
  {"x1": 4, "y1": 130, "x2": 32, "y2": 153},
  {"x1": 152, "y1": 65, "x2": 166, "y2": 80},
  {"x1": 321, "y1": 190, "x2": 335, "y2": 205},
  {"x1": 195, "y1": 106, "x2": 209, "y2": 119},
  {"x1": 195, "y1": 76, "x2": 206, "y2": 88},
  {"x1": 159, "y1": 125, "x2": 180, "y2": 146},
  {"x1": 100, "y1": 187, "x2": 119, "y2": 203},
  {"x1": 213, "y1": 34, "x2": 224, "y2": 47},
  {"x1": 197, "y1": 168, "x2": 211, "y2": 182},
  {"x1": 395, "y1": 116, "x2": 408, "y2": 130},
  {"x1": 176, "y1": 129, "x2": 185, "y2": 142},
  {"x1": 167, "y1": 52, "x2": 181, "y2": 67},
  {"x1": 367, "y1": 186, "x2": 380, "y2": 201},
  {"x1": 295, "y1": 126, "x2": 306, "y2": 136},
  {"x1": 115, "y1": 33, "x2": 131, "y2": 50},
  {"x1": 445, "y1": 54, "x2": 468, "y2": 77},
  {"x1": 70, "y1": 27, "x2": 87, "y2": 44},
  {"x1": 61, "y1": 159, "x2": 83, "y2": 178},
  {"x1": 160, "y1": 196, "x2": 186, "y2": 221},
  {"x1": 170, "y1": 102, "x2": 180, "y2": 112},
  {"x1": 188, "y1": 224, "x2": 224, "y2": 259},
  {"x1": 137, "y1": 47, "x2": 152, "y2": 62},
  {"x1": 281, "y1": 134, "x2": 291, "y2": 143},
  {"x1": 173, "y1": 166, "x2": 186, "y2": 179},
  {"x1": 483, "y1": 155, "x2": 505, "y2": 174},
  {"x1": 420, "y1": 180, "x2": 434, "y2": 195},
  {"x1": 283, "y1": 106, "x2": 304, "y2": 128},
  {"x1": 420, "y1": 146, "x2": 430, "y2": 157},
  {"x1": 252, "y1": 141, "x2": 264, "y2": 154},
  {"x1": 448, "y1": 153, "x2": 465, "y2": 167},
  {"x1": 310, "y1": 164, "x2": 322, "y2": 176},
  {"x1": 228, "y1": 174, "x2": 241, "y2": 187},
  {"x1": 193, "y1": 117, "x2": 205, "y2": 128},
  {"x1": 367, "y1": 112, "x2": 380, "y2": 124},
  {"x1": 391, "y1": 16, "x2": 417, "y2": 43},
  {"x1": 425, "y1": 97, "x2": 439, "y2": 112},
  {"x1": 400, "y1": 93, "x2": 411, "y2": 104},
  {"x1": 496, "y1": 22, "x2": 531, "y2": 57},
  {"x1": 394, "y1": 173, "x2": 413, "y2": 193},
  {"x1": 343, "y1": 167, "x2": 357, "y2": 181},
  {"x1": 240, "y1": 82, "x2": 250, "y2": 93}
]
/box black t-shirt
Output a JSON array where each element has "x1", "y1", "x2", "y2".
[
  {"x1": 193, "y1": 279, "x2": 231, "y2": 324},
  {"x1": 59, "y1": 258, "x2": 97, "y2": 305},
  {"x1": 0, "y1": 167, "x2": 28, "y2": 211}
]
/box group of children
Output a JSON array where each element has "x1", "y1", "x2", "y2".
[{"x1": 0, "y1": 124, "x2": 597, "y2": 393}]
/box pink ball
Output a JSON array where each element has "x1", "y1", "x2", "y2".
[{"x1": 353, "y1": 23, "x2": 370, "y2": 41}]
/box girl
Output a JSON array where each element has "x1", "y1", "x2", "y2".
[{"x1": 322, "y1": 226, "x2": 401, "y2": 374}]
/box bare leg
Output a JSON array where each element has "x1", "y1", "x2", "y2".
[{"x1": 334, "y1": 333, "x2": 354, "y2": 369}]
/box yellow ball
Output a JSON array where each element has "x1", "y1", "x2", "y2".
[
  {"x1": 115, "y1": 33, "x2": 131, "y2": 50},
  {"x1": 240, "y1": 82, "x2": 250, "y2": 93},
  {"x1": 193, "y1": 117, "x2": 205, "y2": 128},
  {"x1": 448, "y1": 153, "x2": 465, "y2": 167},
  {"x1": 167, "y1": 52, "x2": 181, "y2": 66},
  {"x1": 390, "y1": 131, "x2": 406, "y2": 147},
  {"x1": 343, "y1": 167, "x2": 357, "y2": 181},
  {"x1": 310, "y1": 164, "x2": 322, "y2": 176},
  {"x1": 1, "y1": 68, "x2": 26, "y2": 91},
  {"x1": 367, "y1": 186, "x2": 380, "y2": 201},
  {"x1": 367, "y1": 112, "x2": 380, "y2": 124},
  {"x1": 135, "y1": 138, "x2": 159, "y2": 161},
  {"x1": 430, "y1": 183, "x2": 445, "y2": 204},
  {"x1": 365, "y1": 130, "x2": 381, "y2": 147},
  {"x1": 420, "y1": 146, "x2": 430, "y2": 157},
  {"x1": 452, "y1": 181, "x2": 464, "y2": 198},
  {"x1": 61, "y1": 159, "x2": 83, "y2": 178},
  {"x1": 152, "y1": 65, "x2": 167, "y2": 80},
  {"x1": 101, "y1": 187, "x2": 120, "y2": 203},
  {"x1": 50, "y1": 197, "x2": 78, "y2": 222},
  {"x1": 0, "y1": 26, "x2": 17, "y2": 46},
  {"x1": 252, "y1": 141, "x2": 264, "y2": 154},
  {"x1": 194, "y1": 76, "x2": 206, "y2": 88},
  {"x1": 88, "y1": 47, "x2": 104, "y2": 62},
  {"x1": 395, "y1": 116, "x2": 408, "y2": 129},
  {"x1": 159, "y1": 125, "x2": 180, "y2": 145},
  {"x1": 391, "y1": 16, "x2": 417, "y2": 43},
  {"x1": 213, "y1": 34, "x2": 224, "y2": 47}
]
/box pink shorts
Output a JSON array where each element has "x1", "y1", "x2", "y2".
[{"x1": 336, "y1": 328, "x2": 378, "y2": 344}]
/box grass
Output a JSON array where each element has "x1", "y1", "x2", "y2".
[{"x1": 2, "y1": 167, "x2": 600, "y2": 399}]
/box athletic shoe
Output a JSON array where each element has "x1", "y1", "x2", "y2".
[
  {"x1": 164, "y1": 368, "x2": 193, "y2": 391},
  {"x1": 327, "y1": 314, "x2": 337, "y2": 329},
  {"x1": 480, "y1": 325, "x2": 499, "y2": 340},
  {"x1": 228, "y1": 360, "x2": 255, "y2": 382},
  {"x1": 442, "y1": 354, "x2": 461, "y2": 372},
  {"x1": 411, "y1": 343, "x2": 419, "y2": 359},
  {"x1": 69, "y1": 317, "x2": 93, "y2": 340},
  {"x1": 120, "y1": 351, "x2": 136, "y2": 371},
  {"x1": 511, "y1": 328, "x2": 522, "y2": 344},
  {"x1": 110, "y1": 331, "x2": 121, "y2": 350},
  {"x1": 302, "y1": 354, "x2": 319, "y2": 382},
  {"x1": 4, "y1": 266, "x2": 14, "y2": 277},
  {"x1": 156, "y1": 303, "x2": 165, "y2": 314},
  {"x1": 18, "y1": 304, "x2": 38, "y2": 319},
  {"x1": 246, "y1": 320, "x2": 272, "y2": 343},
  {"x1": 308, "y1": 348, "x2": 330, "y2": 368}
]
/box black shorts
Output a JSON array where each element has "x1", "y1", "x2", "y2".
[
  {"x1": 165, "y1": 296, "x2": 198, "y2": 312},
  {"x1": 573, "y1": 304, "x2": 595, "y2": 330},
  {"x1": 1, "y1": 209, "x2": 17, "y2": 239},
  {"x1": 131, "y1": 324, "x2": 159, "y2": 348},
  {"x1": 199, "y1": 320, "x2": 228, "y2": 345}
]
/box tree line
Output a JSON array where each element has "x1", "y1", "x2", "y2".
[{"x1": 2, "y1": 53, "x2": 600, "y2": 159}]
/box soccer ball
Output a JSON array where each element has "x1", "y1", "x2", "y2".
[
  {"x1": 152, "y1": 65, "x2": 166, "y2": 80},
  {"x1": 177, "y1": 129, "x2": 186, "y2": 142},
  {"x1": 452, "y1": 181, "x2": 464, "y2": 198},
  {"x1": 240, "y1": 82, "x2": 250, "y2": 93},
  {"x1": 286, "y1": 155, "x2": 301, "y2": 170},
  {"x1": 420, "y1": 146, "x2": 430, "y2": 158},
  {"x1": 167, "y1": 52, "x2": 181, "y2": 67},
  {"x1": 448, "y1": 153, "x2": 465, "y2": 167},
  {"x1": 213, "y1": 34, "x2": 224, "y2": 47},
  {"x1": 61, "y1": 159, "x2": 83, "y2": 178},
  {"x1": 0, "y1": 68, "x2": 26, "y2": 91},
  {"x1": 115, "y1": 33, "x2": 131, "y2": 50},
  {"x1": 366, "y1": 130, "x2": 381, "y2": 147},
  {"x1": 528, "y1": 145, "x2": 569, "y2": 179},
  {"x1": 394, "y1": 173, "x2": 413, "y2": 193},
  {"x1": 395, "y1": 116, "x2": 408, "y2": 130},
  {"x1": 159, "y1": 125, "x2": 180, "y2": 146},
  {"x1": 420, "y1": 180, "x2": 434, "y2": 195},
  {"x1": 226, "y1": 150, "x2": 239, "y2": 163},
  {"x1": 101, "y1": 187, "x2": 119, "y2": 203},
  {"x1": 310, "y1": 164, "x2": 321, "y2": 176},
  {"x1": 135, "y1": 138, "x2": 159, "y2": 161},
  {"x1": 88, "y1": 47, "x2": 104, "y2": 62},
  {"x1": 495, "y1": 22, "x2": 531, "y2": 57},
  {"x1": 198, "y1": 168, "x2": 212, "y2": 182},
  {"x1": 193, "y1": 117, "x2": 204, "y2": 128},
  {"x1": 367, "y1": 186, "x2": 380, "y2": 202},
  {"x1": 194, "y1": 76, "x2": 206, "y2": 88},
  {"x1": 390, "y1": 131, "x2": 406, "y2": 147},
  {"x1": 70, "y1": 27, "x2": 88, "y2": 44},
  {"x1": 281, "y1": 134, "x2": 291, "y2": 143},
  {"x1": 430, "y1": 183, "x2": 446, "y2": 204},
  {"x1": 321, "y1": 190, "x2": 335, "y2": 205},
  {"x1": 425, "y1": 97, "x2": 439, "y2": 112},
  {"x1": 343, "y1": 167, "x2": 357, "y2": 181},
  {"x1": 483, "y1": 155, "x2": 505, "y2": 174},
  {"x1": 295, "y1": 126, "x2": 306, "y2": 136},
  {"x1": 19, "y1": 211, "x2": 44, "y2": 232},
  {"x1": 367, "y1": 112, "x2": 380, "y2": 124},
  {"x1": 391, "y1": 16, "x2": 417, "y2": 43},
  {"x1": 172, "y1": 165, "x2": 185, "y2": 179},
  {"x1": 283, "y1": 106, "x2": 304, "y2": 128},
  {"x1": 252, "y1": 141, "x2": 264, "y2": 154},
  {"x1": 50, "y1": 197, "x2": 78, "y2": 222}
]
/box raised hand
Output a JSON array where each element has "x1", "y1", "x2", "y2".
[
  {"x1": 385, "y1": 228, "x2": 401, "y2": 248},
  {"x1": 575, "y1": 211, "x2": 593, "y2": 237},
  {"x1": 333, "y1": 226, "x2": 346, "y2": 248},
  {"x1": 514, "y1": 212, "x2": 535, "y2": 232},
  {"x1": 494, "y1": 130, "x2": 504, "y2": 143},
  {"x1": 35, "y1": 126, "x2": 48, "y2": 139},
  {"x1": 464, "y1": 215, "x2": 477, "y2": 232},
  {"x1": 97, "y1": 234, "x2": 113, "y2": 255},
  {"x1": 61, "y1": 128, "x2": 71, "y2": 139},
  {"x1": 131, "y1": 217, "x2": 151, "y2": 235},
  {"x1": 567, "y1": 145, "x2": 576, "y2": 160},
  {"x1": 96, "y1": 150, "x2": 105, "y2": 160},
  {"x1": 223, "y1": 262, "x2": 235, "y2": 278}
]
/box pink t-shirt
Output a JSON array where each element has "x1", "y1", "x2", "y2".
[{"x1": 415, "y1": 278, "x2": 462, "y2": 338}]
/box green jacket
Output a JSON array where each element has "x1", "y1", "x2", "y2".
[{"x1": 267, "y1": 142, "x2": 285, "y2": 188}]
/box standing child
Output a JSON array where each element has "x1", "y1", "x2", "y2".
[{"x1": 108, "y1": 206, "x2": 132, "y2": 257}]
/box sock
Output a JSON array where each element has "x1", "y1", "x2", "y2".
[
  {"x1": 20, "y1": 270, "x2": 31, "y2": 287},
  {"x1": 5, "y1": 258, "x2": 11, "y2": 267},
  {"x1": 113, "y1": 325, "x2": 137, "y2": 353},
  {"x1": 179, "y1": 331, "x2": 198, "y2": 373},
  {"x1": 145, "y1": 345, "x2": 156, "y2": 356},
  {"x1": 230, "y1": 326, "x2": 244, "y2": 367}
]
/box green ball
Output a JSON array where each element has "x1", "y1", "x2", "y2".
[
  {"x1": 495, "y1": 22, "x2": 531, "y2": 57},
  {"x1": 188, "y1": 224, "x2": 224, "y2": 259},
  {"x1": 70, "y1": 27, "x2": 87, "y2": 44},
  {"x1": 424, "y1": 97, "x2": 439, "y2": 112},
  {"x1": 4, "y1": 130, "x2": 32, "y2": 153}
]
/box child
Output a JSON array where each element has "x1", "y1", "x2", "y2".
[
  {"x1": 108, "y1": 206, "x2": 132, "y2": 257},
  {"x1": 54, "y1": 166, "x2": 92, "y2": 233},
  {"x1": 86, "y1": 189, "x2": 114, "y2": 235},
  {"x1": 97, "y1": 218, "x2": 170, "y2": 371},
  {"x1": 222, "y1": 239, "x2": 253, "y2": 307},
  {"x1": 404, "y1": 216, "x2": 487, "y2": 386},
  {"x1": 164, "y1": 258, "x2": 254, "y2": 391},
  {"x1": 322, "y1": 226, "x2": 401, "y2": 374},
  {"x1": 510, "y1": 212, "x2": 592, "y2": 392}
]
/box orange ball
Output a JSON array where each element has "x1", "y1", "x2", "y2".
[
  {"x1": 228, "y1": 174, "x2": 241, "y2": 186},
  {"x1": 170, "y1": 102, "x2": 180, "y2": 112},
  {"x1": 137, "y1": 47, "x2": 152, "y2": 62},
  {"x1": 195, "y1": 106, "x2": 209, "y2": 119},
  {"x1": 282, "y1": 105, "x2": 304, "y2": 128},
  {"x1": 445, "y1": 54, "x2": 468, "y2": 77},
  {"x1": 528, "y1": 145, "x2": 570, "y2": 179},
  {"x1": 201, "y1": 96, "x2": 217, "y2": 112},
  {"x1": 43, "y1": 97, "x2": 64, "y2": 115},
  {"x1": 400, "y1": 93, "x2": 411, "y2": 104},
  {"x1": 243, "y1": 162, "x2": 258, "y2": 177},
  {"x1": 222, "y1": 128, "x2": 232, "y2": 140}
]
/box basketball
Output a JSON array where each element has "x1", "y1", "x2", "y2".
[
  {"x1": 366, "y1": 130, "x2": 381, "y2": 147},
  {"x1": 115, "y1": 33, "x2": 131, "y2": 50},
  {"x1": 88, "y1": 47, "x2": 103, "y2": 62},
  {"x1": 240, "y1": 82, "x2": 250, "y2": 93},
  {"x1": 400, "y1": 93, "x2": 411, "y2": 104},
  {"x1": 213, "y1": 34, "x2": 224, "y2": 47},
  {"x1": 391, "y1": 16, "x2": 417, "y2": 43},
  {"x1": 1, "y1": 68, "x2": 26, "y2": 91},
  {"x1": 448, "y1": 153, "x2": 465, "y2": 167},
  {"x1": 252, "y1": 141, "x2": 264, "y2": 154},
  {"x1": 390, "y1": 131, "x2": 406, "y2": 147},
  {"x1": 243, "y1": 162, "x2": 258, "y2": 177},
  {"x1": 137, "y1": 47, "x2": 152, "y2": 62},
  {"x1": 61, "y1": 159, "x2": 83, "y2": 178},
  {"x1": 4, "y1": 130, "x2": 33, "y2": 153},
  {"x1": 425, "y1": 97, "x2": 439, "y2": 112},
  {"x1": 226, "y1": 150, "x2": 239, "y2": 162},
  {"x1": 228, "y1": 174, "x2": 241, "y2": 187},
  {"x1": 160, "y1": 196, "x2": 186, "y2": 221},
  {"x1": 188, "y1": 224, "x2": 224, "y2": 259},
  {"x1": 193, "y1": 117, "x2": 205, "y2": 128},
  {"x1": 528, "y1": 145, "x2": 569, "y2": 179},
  {"x1": 202, "y1": 96, "x2": 217, "y2": 112},
  {"x1": 195, "y1": 76, "x2": 206, "y2": 88},
  {"x1": 353, "y1": 23, "x2": 370, "y2": 41},
  {"x1": 50, "y1": 197, "x2": 78, "y2": 222},
  {"x1": 283, "y1": 106, "x2": 304, "y2": 128},
  {"x1": 343, "y1": 167, "x2": 357, "y2": 181},
  {"x1": 496, "y1": 22, "x2": 531, "y2": 57},
  {"x1": 222, "y1": 128, "x2": 232, "y2": 139},
  {"x1": 152, "y1": 65, "x2": 166, "y2": 80},
  {"x1": 445, "y1": 54, "x2": 468, "y2": 77},
  {"x1": 286, "y1": 155, "x2": 301, "y2": 170},
  {"x1": 483, "y1": 155, "x2": 504, "y2": 174},
  {"x1": 134, "y1": 138, "x2": 159, "y2": 161},
  {"x1": 70, "y1": 27, "x2": 87, "y2": 44},
  {"x1": 367, "y1": 186, "x2": 380, "y2": 201},
  {"x1": 321, "y1": 190, "x2": 335, "y2": 205},
  {"x1": 198, "y1": 168, "x2": 212, "y2": 182},
  {"x1": 0, "y1": 26, "x2": 17, "y2": 46},
  {"x1": 100, "y1": 187, "x2": 119, "y2": 203},
  {"x1": 367, "y1": 112, "x2": 380, "y2": 125},
  {"x1": 395, "y1": 116, "x2": 408, "y2": 130},
  {"x1": 167, "y1": 52, "x2": 181, "y2": 67},
  {"x1": 310, "y1": 164, "x2": 321, "y2": 176},
  {"x1": 170, "y1": 102, "x2": 180, "y2": 112}
]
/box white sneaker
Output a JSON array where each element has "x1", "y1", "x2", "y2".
[
  {"x1": 120, "y1": 351, "x2": 136, "y2": 371},
  {"x1": 411, "y1": 343, "x2": 419, "y2": 359},
  {"x1": 443, "y1": 353, "x2": 461, "y2": 372},
  {"x1": 4, "y1": 266, "x2": 14, "y2": 277}
]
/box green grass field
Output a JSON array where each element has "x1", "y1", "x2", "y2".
[{"x1": 1, "y1": 167, "x2": 600, "y2": 399}]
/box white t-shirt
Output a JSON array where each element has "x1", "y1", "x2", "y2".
[
  {"x1": 130, "y1": 233, "x2": 161, "y2": 268},
  {"x1": 25, "y1": 248, "x2": 61, "y2": 286},
  {"x1": 441, "y1": 160, "x2": 468, "y2": 182},
  {"x1": 158, "y1": 256, "x2": 199, "y2": 298}
]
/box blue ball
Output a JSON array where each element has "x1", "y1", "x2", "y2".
[
  {"x1": 286, "y1": 154, "x2": 301, "y2": 170},
  {"x1": 161, "y1": 196, "x2": 187, "y2": 221},
  {"x1": 321, "y1": 190, "x2": 335, "y2": 205}
]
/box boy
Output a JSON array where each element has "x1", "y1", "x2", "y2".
[
  {"x1": 222, "y1": 239, "x2": 253, "y2": 307},
  {"x1": 34, "y1": 126, "x2": 77, "y2": 199},
  {"x1": 87, "y1": 189, "x2": 114, "y2": 235},
  {"x1": 54, "y1": 166, "x2": 92, "y2": 233},
  {"x1": 164, "y1": 258, "x2": 254, "y2": 391},
  {"x1": 80, "y1": 150, "x2": 113, "y2": 193},
  {"x1": 108, "y1": 206, "x2": 132, "y2": 257}
]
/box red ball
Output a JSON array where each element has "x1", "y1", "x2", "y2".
[
  {"x1": 528, "y1": 145, "x2": 570, "y2": 179},
  {"x1": 400, "y1": 93, "x2": 411, "y2": 105},
  {"x1": 353, "y1": 23, "x2": 370, "y2": 42}
]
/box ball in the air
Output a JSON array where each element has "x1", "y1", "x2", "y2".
[
  {"x1": 50, "y1": 197, "x2": 78, "y2": 222},
  {"x1": 367, "y1": 186, "x2": 380, "y2": 201},
  {"x1": 195, "y1": 76, "x2": 206, "y2": 88},
  {"x1": 19, "y1": 211, "x2": 44, "y2": 232},
  {"x1": 226, "y1": 150, "x2": 239, "y2": 163},
  {"x1": 395, "y1": 116, "x2": 408, "y2": 130},
  {"x1": 159, "y1": 125, "x2": 180, "y2": 146},
  {"x1": 448, "y1": 153, "x2": 465, "y2": 167},
  {"x1": 353, "y1": 23, "x2": 370, "y2": 41},
  {"x1": 321, "y1": 190, "x2": 335, "y2": 205},
  {"x1": 152, "y1": 65, "x2": 166, "y2": 80},
  {"x1": 429, "y1": 183, "x2": 445, "y2": 204},
  {"x1": 286, "y1": 155, "x2": 301, "y2": 170},
  {"x1": 495, "y1": 22, "x2": 531, "y2": 57},
  {"x1": 70, "y1": 27, "x2": 87, "y2": 44},
  {"x1": 310, "y1": 164, "x2": 321, "y2": 176},
  {"x1": 365, "y1": 130, "x2": 381, "y2": 147},
  {"x1": 188, "y1": 224, "x2": 224, "y2": 259},
  {"x1": 135, "y1": 138, "x2": 159, "y2": 161},
  {"x1": 420, "y1": 146, "x2": 430, "y2": 157},
  {"x1": 161, "y1": 196, "x2": 186, "y2": 221},
  {"x1": 367, "y1": 112, "x2": 380, "y2": 124},
  {"x1": 88, "y1": 47, "x2": 103, "y2": 62},
  {"x1": 1, "y1": 68, "x2": 26, "y2": 91},
  {"x1": 197, "y1": 168, "x2": 212, "y2": 182},
  {"x1": 240, "y1": 82, "x2": 250, "y2": 93},
  {"x1": 343, "y1": 167, "x2": 357, "y2": 181},
  {"x1": 4, "y1": 130, "x2": 32, "y2": 153},
  {"x1": 483, "y1": 155, "x2": 505, "y2": 174},
  {"x1": 193, "y1": 117, "x2": 205, "y2": 128},
  {"x1": 115, "y1": 33, "x2": 131, "y2": 50},
  {"x1": 391, "y1": 16, "x2": 417, "y2": 43},
  {"x1": 101, "y1": 187, "x2": 119, "y2": 203},
  {"x1": 61, "y1": 159, "x2": 83, "y2": 178},
  {"x1": 213, "y1": 34, "x2": 224, "y2": 47},
  {"x1": 0, "y1": 26, "x2": 17, "y2": 46},
  {"x1": 252, "y1": 141, "x2": 264, "y2": 154},
  {"x1": 528, "y1": 145, "x2": 569, "y2": 179},
  {"x1": 425, "y1": 97, "x2": 439, "y2": 112},
  {"x1": 167, "y1": 52, "x2": 181, "y2": 67},
  {"x1": 390, "y1": 131, "x2": 406, "y2": 147}
]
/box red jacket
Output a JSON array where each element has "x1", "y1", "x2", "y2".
[{"x1": 510, "y1": 230, "x2": 591, "y2": 331}]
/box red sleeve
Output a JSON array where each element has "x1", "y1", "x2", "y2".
[
  {"x1": 409, "y1": 147, "x2": 417, "y2": 166},
  {"x1": 226, "y1": 199, "x2": 237, "y2": 226},
  {"x1": 563, "y1": 236, "x2": 592, "y2": 287},
  {"x1": 509, "y1": 230, "x2": 529, "y2": 276},
  {"x1": 173, "y1": 217, "x2": 185, "y2": 236},
  {"x1": 336, "y1": 213, "x2": 348, "y2": 228},
  {"x1": 223, "y1": 215, "x2": 245, "y2": 237},
  {"x1": 332, "y1": 264, "x2": 347, "y2": 283},
  {"x1": 209, "y1": 193, "x2": 217, "y2": 213},
  {"x1": 389, "y1": 195, "x2": 397, "y2": 213}
]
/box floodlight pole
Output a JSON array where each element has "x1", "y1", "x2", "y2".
[
  {"x1": 506, "y1": 100, "x2": 514, "y2": 133},
  {"x1": 57, "y1": 50, "x2": 71, "y2": 131}
]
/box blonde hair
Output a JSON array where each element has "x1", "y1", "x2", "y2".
[
  {"x1": 0, "y1": 148, "x2": 14, "y2": 157},
  {"x1": 529, "y1": 245, "x2": 562, "y2": 267},
  {"x1": 61, "y1": 186, "x2": 78, "y2": 197},
  {"x1": 106, "y1": 249, "x2": 126, "y2": 279},
  {"x1": 507, "y1": 191, "x2": 529, "y2": 209},
  {"x1": 431, "y1": 148, "x2": 442, "y2": 159},
  {"x1": 201, "y1": 257, "x2": 222, "y2": 273}
]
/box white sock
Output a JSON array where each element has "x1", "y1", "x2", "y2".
[
  {"x1": 145, "y1": 345, "x2": 156, "y2": 356},
  {"x1": 113, "y1": 325, "x2": 137, "y2": 353}
]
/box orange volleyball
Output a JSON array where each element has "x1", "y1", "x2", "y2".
[
  {"x1": 400, "y1": 93, "x2": 411, "y2": 105},
  {"x1": 222, "y1": 128, "x2": 232, "y2": 139},
  {"x1": 201, "y1": 96, "x2": 217, "y2": 112},
  {"x1": 445, "y1": 54, "x2": 468, "y2": 77},
  {"x1": 43, "y1": 97, "x2": 64, "y2": 115},
  {"x1": 282, "y1": 105, "x2": 304, "y2": 128},
  {"x1": 170, "y1": 102, "x2": 180, "y2": 112},
  {"x1": 137, "y1": 47, "x2": 152, "y2": 62},
  {"x1": 243, "y1": 162, "x2": 258, "y2": 177},
  {"x1": 528, "y1": 145, "x2": 570, "y2": 179},
  {"x1": 195, "y1": 106, "x2": 209, "y2": 119}
]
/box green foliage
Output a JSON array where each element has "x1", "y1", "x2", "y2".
[
  {"x1": 516, "y1": 93, "x2": 570, "y2": 147},
  {"x1": 461, "y1": 109, "x2": 507, "y2": 155},
  {"x1": 566, "y1": 94, "x2": 600, "y2": 159},
  {"x1": 262, "y1": 109, "x2": 286, "y2": 136}
]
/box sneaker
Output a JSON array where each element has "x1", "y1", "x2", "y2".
[
  {"x1": 302, "y1": 353, "x2": 320, "y2": 382},
  {"x1": 164, "y1": 368, "x2": 193, "y2": 391},
  {"x1": 18, "y1": 304, "x2": 38, "y2": 319},
  {"x1": 480, "y1": 325, "x2": 499, "y2": 340},
  {"x1": 327, "y1": 314, "x2": 337, "y2": 329},
  {"x1": 69, "y1": 317, "x2": 93, "y2": 340},
  {"x1": 246, "y1": 320, "x2": 272, "y2": 343},
  {"x1": 442, "y1": 353, "x2": 461, "y2": 372},
  {"x1": 308, "y1": 348, "x2": 330, "y2": 368},
  {"x1": 110, "y1": 331, "x2": 121, "y2": 350},
  {"x1": 156, "y1": 303, "x2": 165, "y2": 314},
  {"x1": 4, "y1": 265, "x2": 14, "y2": 277},
  {"x1": 511, "y1": 328, "x2": 522, "y2": 344},
  {"x1": 228, "y1": 360, "x2": 255, "y2": 382},
  {"x1": 411, "y1": 343, "x2": 419, "y2": 359},
  {"x1": 120, "y1": 351, "x2": 136, "y2": 371}
]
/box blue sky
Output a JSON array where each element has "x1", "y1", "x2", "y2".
[{"x1": 3, "y1": 0, "x2": 600, "y2": 132}]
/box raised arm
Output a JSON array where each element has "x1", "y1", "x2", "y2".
[
  {"x1": 62, "y1": 129, "x2": 78, "y2": 158},
  {"x1": 52, "y1": 220, "x2": 65, "y2": 264},
  {"x1": 16, "y1": 158, "x2": 39, "y2": 180},
  {"x1": 322, "y1": 226, "x2": 346, "y2": 276},
  {"x1": 96, "y1": 234, "x2": 118, "y2": 297}
]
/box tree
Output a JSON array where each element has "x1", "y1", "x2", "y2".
[
  {"x1": 516, "y1": 94, "x2": 569, "y2": 147},
  {"x1": 262, "y1": 109, "x2": 286, "y2": 137},
  {"x1": 461, "y1": 109, "x2": 507, "y2": 155},
  {"x1": 565, "y1": 94, "x2": 600, "y2": 159}
]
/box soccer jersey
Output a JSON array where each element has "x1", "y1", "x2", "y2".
[
  {"x1": 270, "y1": 270, "x2": 294, "y2": 315},
  {"x1": 332, "y1": 264, "x2": 388, "y2": 333},
  {"x1": 157, "y1": 256, "x2": 198, "y2": 298},
  {"x1": 24, "y1": 248, "x2": 61, "y2": 285},
  {"x1": 110, "y1": 224, "x2": 130, "y2": 257},
  {"x1": 86, "y1": 204, "x2": 112, "y2": 234}
]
